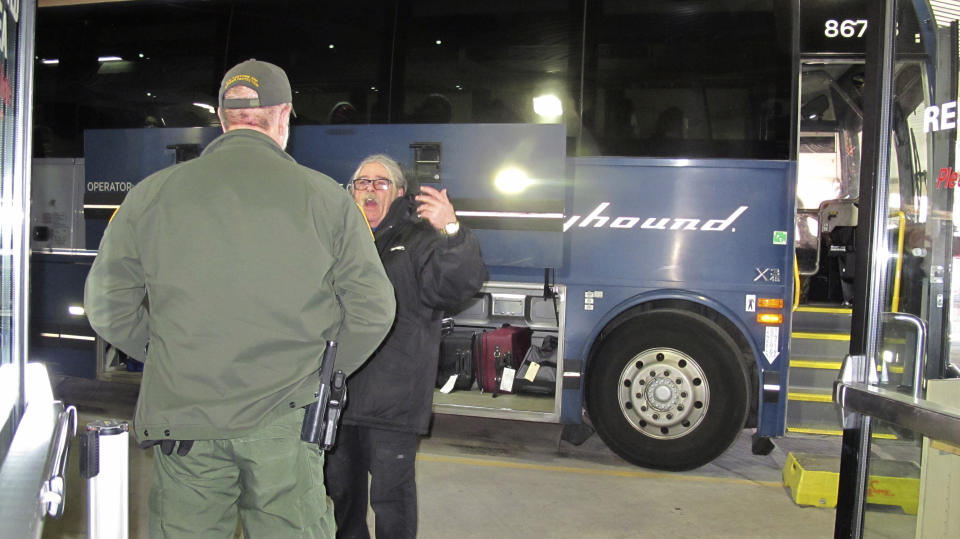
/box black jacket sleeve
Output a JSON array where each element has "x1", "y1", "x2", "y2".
[{"x1": 417, "y1": 226, "x2": 488, "y2": 312}]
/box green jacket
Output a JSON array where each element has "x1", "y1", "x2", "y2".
[{"x1": 84, "y1": 129, "x2": 395, "y2": 443}]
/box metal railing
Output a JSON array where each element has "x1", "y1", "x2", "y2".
[{"x1": 834, "y1": 381, "x2": 960, "y2": 447}]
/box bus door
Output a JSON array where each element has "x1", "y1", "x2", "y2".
[
  {"x1": 790, "y1": 0, "x2": 934, "y2": 438},
  {"x1": 797, "y1": 62, "x2": 863, "y2": 306},
  {"x1": 834, "y1": 0, "x2": 960, "y2": 536},
  {"x1": 791, "y1": 59, "x2": 869, "y2": 436}
]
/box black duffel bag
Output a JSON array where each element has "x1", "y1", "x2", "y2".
[{"x1": 513, "y1": 335, "x2": 558, "y2": 395}]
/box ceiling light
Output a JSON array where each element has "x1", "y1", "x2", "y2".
[{"x1": 533, "y1": 94, "x2": 563, "y2": 118}]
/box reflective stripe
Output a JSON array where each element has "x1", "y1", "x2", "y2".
[
  {"x1": 33, "y1": 249, "x2": 98, "y2": 257},
  {"x1": 456, "y1": 210, "x2": 564, "y2": 219},
  {"x1": 39, "y1": 333, "x2": 96, "y2": 342}
]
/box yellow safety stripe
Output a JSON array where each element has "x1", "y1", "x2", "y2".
[
  {"x1": 792, "y1": 331, "x2": 850, "y2": 341},
  {"x1": 790, "y1": 360, "x2": 843, "y2": 370},
  {"x1": 788, "y1": 360, "x2": 903, "y2": 375},
  {"x1": 416, "y1": 453, "x2": 785, "y2": 487},
  {"x1": 788, "y1": 392, "x2": 834, "y2": 403},
  {"x1": 794, "y1": 306, "x2": 853, "y2": 314},
  {"x1": 786, "y1": 427, "x2": 898, "y2": 440}
]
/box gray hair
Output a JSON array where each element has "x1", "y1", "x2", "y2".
[
  {"x1": 348, "y1": 154, "x2": 407, "y2": 193},
  {"x1": 218, "y1": 85, "x2": 284, "y2": 131}
]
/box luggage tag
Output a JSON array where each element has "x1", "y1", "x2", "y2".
[
  {"x1": 439, "y1": 374, "x2": 458, "y2": 394},
  {"x1": 522, "y1": 362, "x2": 541, "y2": 382},
  {"x1": 499, "y1": 367, "x2": 517, "y2": 393}
]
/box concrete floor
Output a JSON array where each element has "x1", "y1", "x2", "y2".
[{"x1": 38, "y1": 377, "x2": 918, "y2": 538}]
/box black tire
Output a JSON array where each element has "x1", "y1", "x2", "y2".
[{"x1": 586, "y1": 309, "x2": 750, "y2": 471}]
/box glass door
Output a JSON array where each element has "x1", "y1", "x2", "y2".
[
  {"x1": 0, "y1": 0, "x2": 34, "y2": 460},
  {"x1": 0, "y1": 1, "x2": 75, "y2": 535},
  {"x1": 834, "y1": 0, "x2": 960, "y2": 537}
]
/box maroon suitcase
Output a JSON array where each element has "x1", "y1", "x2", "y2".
[{"x1": 475, "y1": 326, "x2": 533, "y2": 396}]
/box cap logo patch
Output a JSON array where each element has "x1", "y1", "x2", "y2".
[{"x1": 225, "y1": 74, "x2": 259, "y2": 87}]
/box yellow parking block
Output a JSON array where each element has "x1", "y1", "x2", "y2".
[{"x1": 783, "y1": 452, "x2": 920, "y2": 515}]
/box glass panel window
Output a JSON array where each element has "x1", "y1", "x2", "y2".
[
  {"x1": 580, "y1": 0, "x2": 792, "y2": 158},
  {"x1": 33, "y1": 0, "x2": 393, "y2": 157},
  {"x1": 394, "y1": 1, "x2": 577, "y2": 126}
]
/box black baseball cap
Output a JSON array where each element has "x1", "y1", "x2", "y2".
[{"x1": 218, "y1": 59, "x2": 296, "y2": 116}]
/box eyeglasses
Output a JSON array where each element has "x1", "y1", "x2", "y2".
[{"x1": 352, "y1": 176, "x2": 393, "y2": 191}]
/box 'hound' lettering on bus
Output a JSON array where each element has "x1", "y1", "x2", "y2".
[{"x1": 563, "y1": 203, "x2": 748, "y2": 232}]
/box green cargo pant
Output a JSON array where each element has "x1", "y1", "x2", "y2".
[{"x1": 148, "y1": 408, "x2": 335, "y2": 538}]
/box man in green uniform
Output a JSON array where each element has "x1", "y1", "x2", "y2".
[{"x1": 84, "y1": 59, "x2": 395, "y2": 538}]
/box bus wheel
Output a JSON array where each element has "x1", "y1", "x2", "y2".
[{"x1": 587, "y1": 309, "x2": 749, "y2": 471}]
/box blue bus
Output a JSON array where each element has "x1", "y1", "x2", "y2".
[{"x1": 28, "y1": 0, "x2": 952, "y2": 470}]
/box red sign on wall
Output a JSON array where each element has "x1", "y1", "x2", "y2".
[{"x1": 936, "y1": 167, "x2": 960, "y2": 189}]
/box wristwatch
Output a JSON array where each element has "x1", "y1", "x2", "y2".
[{"x1": 443, "y1": 221, "x2": 461, "y2": 236}]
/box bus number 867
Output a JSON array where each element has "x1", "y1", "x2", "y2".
[{"x1": 825, "y1": 19, "x2": 868, "y2": 39}]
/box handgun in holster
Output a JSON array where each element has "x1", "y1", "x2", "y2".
[{"x1": 300, "y1": 340, "x2": 348, "y2": 451}]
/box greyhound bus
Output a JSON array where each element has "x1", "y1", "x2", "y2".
[{"x1": 27, "y1": 0, "x2": 954, "y2": 470}]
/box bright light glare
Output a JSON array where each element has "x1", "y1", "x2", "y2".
[
  {"x1": 26, "y1": 363, "x2": 55, "y2": 406},
  {"x1": 533, "y1": 94, "x2": 563, "y2": 118},
  {"x1": 98, "y1": 56, "x2": 123, "y2": 63},
  {"x1": 68, "y1": 305, "x2": 85, "y2": 316},
  {"x1": 0, "y1": 204, "x2": 23, "y2": 227},
  {"x1": 796, "y1": 152, "x2": 840, "y2": 209},
  {"x1": 42, "y1": 58, "x2": 59, "y2": 65},
  {"x1": 0, "y1": 363, "x2": 17, "y2": 434},
  {"x1": 193, "y1": 103, "x2": 216, "y2": 114},
  {"x1": 494, "y1": 167, "x2": 533, "y2": 194}
]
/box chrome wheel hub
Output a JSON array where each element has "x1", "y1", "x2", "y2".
[{"x1": 617, "y1": 347, "x2": 710, "y2": 439}]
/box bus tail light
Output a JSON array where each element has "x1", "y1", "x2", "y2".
[
  {"x1": 757, "y1": 312, "x2": 783, "y2": 325},
  {"x1": 757, "y1": 298, "x2": 783, "y2": 309}
]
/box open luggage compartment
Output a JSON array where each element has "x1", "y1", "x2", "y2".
[{"x1": 433, "y1": 282, "x2": 565, "y2": 422}]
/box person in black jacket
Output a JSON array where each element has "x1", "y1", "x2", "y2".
[{"x1": 325, "y1": 154, "x2": 487, "y2": 538}]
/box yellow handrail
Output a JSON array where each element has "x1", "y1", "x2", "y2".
[
  {"x1": 890, "y1": 210, "x2": 905, "y2": 313},
  {"x1": 793, "y1": 254, "x2": 800, "y2": 311},
  {"x1": 791, "y1": 208, "x2": 906, "y2": 312}
]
